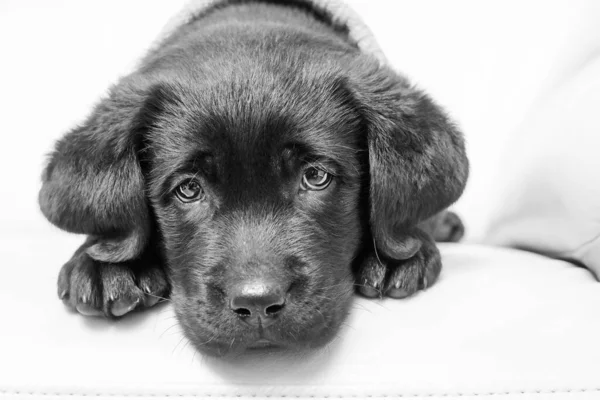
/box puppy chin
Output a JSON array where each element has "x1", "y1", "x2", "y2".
[{"x1": 172, "y1": 287, "x2": 354, "y2": 358}]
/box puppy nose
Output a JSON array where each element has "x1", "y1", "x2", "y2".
[{"x1": 229, "y1": 281, "x2": 286, "y2": 327}]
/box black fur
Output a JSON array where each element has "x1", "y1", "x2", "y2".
[{"x1": 39, "y1": 1, "x2": 468, "y2": 357}]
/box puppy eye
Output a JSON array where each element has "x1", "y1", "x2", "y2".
[
  {"x1": 301, "y1": 167, "x2": 332, "y2": 191},
  {"x1": 175, "y1": 179, "x2": 204, "y2": 203}
]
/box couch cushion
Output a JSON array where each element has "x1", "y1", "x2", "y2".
[
  {"x1": 482, "y1": 54, "x2": 600, "y2": 279},
  {"x1": 2, "y1": 1, "x2": 600, "y2": 399},
  {"x1": 1, "y1": 230, "x2": 599, "y2": 399}
]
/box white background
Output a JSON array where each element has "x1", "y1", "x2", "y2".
[
  {"x1": 1, "y1": 1, "x2": 600, "y2": 397},
  {"x1": 1, "y1": 0, "x2": 599, "y2": 241}
]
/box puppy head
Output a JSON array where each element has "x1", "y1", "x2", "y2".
[
  {"x1": 144, "y1": 67, "x2": 366, "y2": 356},
  {"x1": 39, "y1": 54, "x2": 467, "y2": 357}
]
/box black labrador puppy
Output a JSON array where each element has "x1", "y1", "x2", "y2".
[{"x1": 39, "y1": 0, "x2": 468, "y2": 357}]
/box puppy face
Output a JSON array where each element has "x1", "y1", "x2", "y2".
[
  {"x1": 144, "y1": 73, "x2": 365, "y2": 355},
  {"x1": 39, "y1": 14, "x2": 468, "y2": 357}
]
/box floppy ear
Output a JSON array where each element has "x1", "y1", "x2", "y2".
[
  {"x1": 347, "y1": 57, "x2": 469, "y2": 260},
  {"x1": 39, "y1": 77, "x2": 158, "y2": 263}
]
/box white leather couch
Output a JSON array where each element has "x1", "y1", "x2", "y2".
[{"x1": 2, "y1": 1, "x2": 599, "y2": 399}]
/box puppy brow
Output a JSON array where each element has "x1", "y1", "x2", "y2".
[
  {"x1": 164, "y1": 150, "x2": 212, "y2": 174},
  {"x1": 155, "y1": 152, "x2": 215, "y2": 197},
  {"x1": 300, "y1": 155, "x2": 339, "y2": 175},
  {"x1": 283, "y1": 142, "x2": 333, "y2": 167},
  {"x1": 285, "y1": 141, "x2": 358, "y2": 178}
]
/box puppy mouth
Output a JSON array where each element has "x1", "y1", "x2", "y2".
[
  {"x1": 192, "y1": 333, "x2": 293, "y2": 358},
  {"x1": 246, "y1": 338, "x2": 283, "y2": 350},
  {"x1": 172, "y1": 274, "x2": 355, "y2": 357},
  {"x1": 180, "y1": 308, "x2": 344, "y2": 357}
]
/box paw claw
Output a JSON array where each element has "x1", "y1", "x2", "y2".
[
  {"x1": 58, "y1": 248, "x2": 169, "y2": 319},
  {"x1": 357, "y1": 233, "x2": 442, "y2": 301},
  {"x1": 358, "y1": 284, "x2": 380, "y2": 298},
  {"x1": 111, "y1": 298, "x2": 140, "y2": 317},
  {"x1": 76, "y1": 303, "x2": 103, "y2": 317},
  {"x1": 385, "y1": 288, "x2": 410, "y2": 299},
  {"x1": 144, "y1": 294, "x2": 160, "y2": 308}
]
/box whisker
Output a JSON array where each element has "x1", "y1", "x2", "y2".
[
  {"x1": 228, "y1": 337, "x2": 237, "y2": 353},
  {"x1": 370, "y1": 300, "x2": 391, "y2": 311},
  {"x1": 372, "y1": 237, "x2": 384, "y2": 267},
  {"x1": 315, "y1": 307, "x2": 325, "y2": 323},
  {"x1": 317, "y1": 282, "x2": 354, "y2": 291},
  {"x1": 159, "y1": 322, "x2": 181, "y2": 339},
  {"x1": 197, "y1": 332, "x2": 220, "y2": 347},
  {"x1": 312, "y1": 294, "x2": 333, "y2": 302},
  {"x1": 350, "y1": 302, "x2": 372, "y2": 313},
  {"x1": 145, "y1": 293, "x2": 171, "y2": 302},
  {"x1": 180, "y1": 338, "x2": 192, "y2": 355},
  {"x1": 172, "y1": 334, "x2": 187, "y2": 357},
  {"x1": 352, "y1": 282, "x2": 375, "y2": 289},
  {"x1": 340, "y1": 321, "x2": 356, "y2": 331}
]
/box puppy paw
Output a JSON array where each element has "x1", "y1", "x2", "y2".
[
  {"x1": 356, "y1": 234, "x2": 441, "y2": 299},
  {"x1": 57, "y1": 247, "x2": 169, "y2": 318},
  {"x1": 433, "y1": 211, "x2": 464, "y2": 242}
]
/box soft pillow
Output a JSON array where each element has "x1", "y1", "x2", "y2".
[{"x1": 483, "y1": 55, "x2": 600, "y2": 279}]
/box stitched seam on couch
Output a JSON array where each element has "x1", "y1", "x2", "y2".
[{"x1": 2, "y1": 388, "x2": 600, "y2": 398}]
